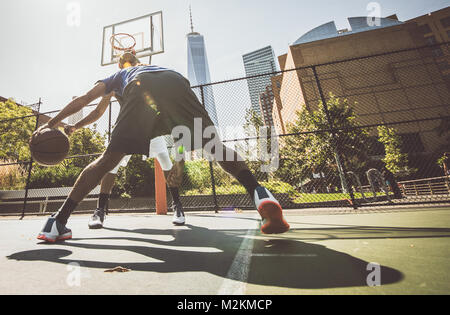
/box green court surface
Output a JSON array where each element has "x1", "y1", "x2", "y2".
[{"x1": 0, "y1": 206, "x2": 449, "y2": 295}]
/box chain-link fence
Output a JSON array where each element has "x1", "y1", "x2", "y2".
[{"x1": 1, "y1": 43, "x2": 449, "y2": 217}]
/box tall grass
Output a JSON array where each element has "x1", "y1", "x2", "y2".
[{"x1": 0, "y1": 160, "x2": 26, "y2": 190}]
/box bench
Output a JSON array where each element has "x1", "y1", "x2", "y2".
[{"x1": 0, "y1": 186, "x2": 101, "y2": 214}]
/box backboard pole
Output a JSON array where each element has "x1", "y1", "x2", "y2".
[{"x1": 155, "y1": 159, "x2": 168, "y2": 215}]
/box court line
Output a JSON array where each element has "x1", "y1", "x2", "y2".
[
  {"x1": 251, "y1": 254, "x2": 317, "y2": 257},
  {"x1": 217, "y1": 216, "x2": 259, "y2": 295}
]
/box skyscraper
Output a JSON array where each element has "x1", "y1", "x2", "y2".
[
  {"x1": 243, "y1": 46, "x2": 279, "y2": 116},
  {"x1": 186, "y1": 7, "x2": 219, "y2": 126},
  {"x1": 259, "y1": 85, "x2": 275, "y2": 127}
]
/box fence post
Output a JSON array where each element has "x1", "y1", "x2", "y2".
[
  {"x1": 200, "y1": 85, "x2": 220, "y2": 213},
  {"x1": 311, "y1": 66, "x2": 357, "y2": 209},
  {"x1": 108, "y1": 100, "x2": 112, "y2": 143},
  {"x1": 21, "y1": 98, "x2": 41, "y2": 220},
  {"x1": 104, "y1": 100, "x2": 113, "y2": 215}
]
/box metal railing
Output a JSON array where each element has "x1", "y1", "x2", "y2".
[{"x1": 399, "y1": 176, "x2": 450, "y2": 197}]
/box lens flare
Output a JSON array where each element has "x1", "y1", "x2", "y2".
[{"x1": 143, "y1": 92, "x2": 160, "y2": 115}]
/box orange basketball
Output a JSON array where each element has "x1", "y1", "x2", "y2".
[{"x1": 29, "y1": 128, "x2": 70, "y2": 166}]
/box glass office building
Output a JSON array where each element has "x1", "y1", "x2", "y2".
[
  {"x1": 243, "y1": 46, "x2": 278, "y2": 116},
  {"x1": 187, "y1": 32, "x2": 219, "y2": 126}
]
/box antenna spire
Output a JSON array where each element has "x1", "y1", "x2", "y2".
[{"x1": 189, "y1": 5, "x2": 194, "y2": 33}]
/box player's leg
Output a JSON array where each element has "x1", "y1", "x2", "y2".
[
  {"x1": 203, "y1": 139, "x2": 289, "y2": 234},
  {"x1": 88, "y1": 155, "x2": 132, "y2": 229},
  {"x1": 37, "y1": 151, "x2": 126, "y2": 242},
  {"x1": 150, "y1": 136, "x2": 186, "y2": 225}
]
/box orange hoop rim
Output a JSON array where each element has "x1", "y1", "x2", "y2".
[{"x1": 110, "y1": 33, "x2": 137, "y2": 53}]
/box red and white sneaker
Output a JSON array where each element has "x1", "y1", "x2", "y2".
[
  {"x1": 254, "y1": 186, "x2": 290, "y2": 234},
  {"x1": 37, "y1": 216, "x2": 72, "y2": 243}
]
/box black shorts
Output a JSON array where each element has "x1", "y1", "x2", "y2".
[{"x1": 106, "y1": 70, "x2": 216, "y2": 155}]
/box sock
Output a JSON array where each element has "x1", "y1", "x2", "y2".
[
  {"x1": 54, "y1": 198, "x2": 78, "y2": 226},
  {"x1": 236, "y1": 170, "x2": 260, "y2": 200},
  {"x1": 169, "y1": 187, "x2": 181, "y2": 205},
  {"x1": 98, "y1": 193, "x2": 110, "y2": 211}
]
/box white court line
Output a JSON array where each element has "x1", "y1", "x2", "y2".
[
  {"x1": 251, "y1": 254, "x2": 317, "y2": 257},
  {"x1": 217, "y1": 216, "x2": 259, "y2": 295}
]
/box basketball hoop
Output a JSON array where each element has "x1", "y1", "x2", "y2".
[
  {"x1": 110, "y1": 33, "x2": 137, "y2": 55},
  {"x1": 101, "y1": 11, "x2": 164, "y2": 66}
]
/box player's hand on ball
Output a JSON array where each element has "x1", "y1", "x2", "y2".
[
  {"x1": 64, "y1": 125, "x2": 77, "y2": 136},
  {"x1": 32, "y1": 124, "x2": 50, "y2": 139}
]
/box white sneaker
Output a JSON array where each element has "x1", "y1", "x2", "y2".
[
  {"x1": 88, "y1": 209, "x2": 105, "y2": 229},
  {"x1": 254, "y1": 186, "x2": 290, "y2": 234},
  {"x1": 37, "y1": 215, "x2": 72, "y2": 243},
  {"x1": 172, "y1": 202, "x2": 185, "y2": 226}
]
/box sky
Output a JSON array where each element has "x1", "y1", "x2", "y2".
[{"x1": 0, "y1": 0, "x2": 448, "y2": 117}]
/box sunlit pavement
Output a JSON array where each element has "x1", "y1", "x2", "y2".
[{"x1": 0, "y1": 206, "x2": 449, "y2": 295}]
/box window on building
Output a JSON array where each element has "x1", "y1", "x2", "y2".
[
  {"x1": 417, "y1": 24, "x2": 432, "y2": 35},
  {"x1": 441, "y1": 16, "x2": 450, "y2": 28}
]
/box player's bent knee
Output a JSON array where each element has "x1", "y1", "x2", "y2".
[{"x1": 98, "y1": 152, "x2": 126, "y2": 172}]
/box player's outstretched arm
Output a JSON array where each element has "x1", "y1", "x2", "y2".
[
  {"x1": 65, "y1": 92, "x2": 114, "y2": 136},
  {"x1": 38, "y1": 83, "x2": 107, "y2": 132}
]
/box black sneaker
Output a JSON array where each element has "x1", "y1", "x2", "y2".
[
  {"x1": 88, "y1": 209, "x2": 105, "y2": 229},
  {"x1": 172, "y1": 202, "x2": 185, "y2": 226},
  {"x1": 37, "y1": 215, "x2": 72, "y2": 243}
]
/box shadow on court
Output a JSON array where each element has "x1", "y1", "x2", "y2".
[{"x1": 9, "y1": 221, "x2": 450, "y2": 289}]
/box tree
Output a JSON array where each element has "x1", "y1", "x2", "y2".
[
  {"x1": 65, "y1": 125, "x2": 107, "y2": 168},
  {"x1": 113, "y1": 155, "x2": 155, "y2": 197},
  {"x1": 276, "y1": 94, "x2": 371, "y2": 191},
  {"x1": 377, "y1": 125, "x2": 415, "y2": 177},
  {"x1": 243, "y1": 107, "x2": 264, "y2": 133},
  {"x1": 0, "y1": 99, "x2": 36, "y2": 162}
]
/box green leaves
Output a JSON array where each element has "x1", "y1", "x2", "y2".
[
  {"x1": 377, "y1": 125, "x2": 416, "y2": 176},
  {"x1": 276, "y1": 94, "x2": 371, "y2": 188},
  {"x1": 0, "y1": 99, "x2": 36, "y2": 162}
]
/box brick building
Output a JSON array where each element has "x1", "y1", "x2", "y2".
[{"x1": 272, "y1": 7, "x2": 450, "y2": 155}]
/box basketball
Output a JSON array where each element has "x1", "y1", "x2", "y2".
[{"x1": 29, "y1": 128, "x2": 70, "y2": 166}]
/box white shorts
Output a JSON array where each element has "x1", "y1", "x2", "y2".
[{"x1": 109, "y1": 136, "x2": 170, "y2": 174}]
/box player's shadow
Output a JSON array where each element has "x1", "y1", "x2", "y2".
[{"x1": 6, "y1": 221, "x2": 432, "y2": 289}]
